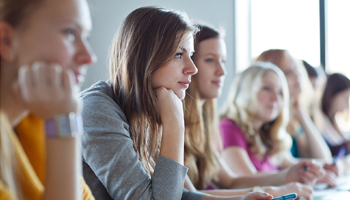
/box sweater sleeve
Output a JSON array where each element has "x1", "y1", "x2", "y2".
[
  {"x1": 219, "y1": 119, "x2": 248, "y2": 150},
  {"x1": 80, "y1": 81, "x2": 200, "y2": 200}
]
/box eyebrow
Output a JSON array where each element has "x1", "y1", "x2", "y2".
[
  {"x1": 59, "y1": 19, "x2": 92, "y2": 32},
  {"x1": 179, "y1": 46, "x2": 195, "y2": 54},
  {"x1": 204, "y1": 53, "x2": 227, "y2": 59}
]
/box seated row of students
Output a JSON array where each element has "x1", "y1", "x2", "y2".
[
  {"x1": 1, "y1": 1, "x2": 345, "y2": 199},
  {"x1": 302, "y1": 61, "x2": 350, "y2": 170},
  {"x1": 0, "y1": 1, "x2": 278, "y2": 199}
]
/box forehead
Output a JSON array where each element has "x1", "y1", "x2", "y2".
[
  {"x1": 197, "y1": 38, "x2": 226, "y2": 56},
  {"x1": 337, "y1": 88, "x2": 350, "y2": 97},
  {"x1": 179, "y1": 32, "x2": 194, "y2": 51},
  {"x1": 279, "y1": 55, "x2": 296, "y2": 70},
  {"x1": 262, "y1": 70, "x2": 281, "y2": 85},
  {"x1": 26, "y1": 0, "x2": 91, "y2": 30}
]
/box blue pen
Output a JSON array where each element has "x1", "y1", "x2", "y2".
[
  {"x1": 272, "y1": 193, "x2": 297, "y2": 200},
  {"x1": 333, "y1": 147, "x2": 346, "y2": 165}
]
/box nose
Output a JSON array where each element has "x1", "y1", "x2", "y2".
[
  {"x1": 76, "y1": 39, "x2": 97, "y2": 66},
  {"x1": 183, "y1": 58, "x2": 198, "y2": 75},
  {"x1": 271, "y1": 92, "x2": 279, "y2": 102},
  {"x1": 216, "y1": 61, "x2": 226, "y2": 77}
]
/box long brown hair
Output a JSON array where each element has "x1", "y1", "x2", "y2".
[
  {"x1": 1, "y1": 0, "x2": 44, "y2": 198},
  {"x1": 109, "y1": 6, "x2": 198, "y2": 176},
  {"x1": 322, "y1": 73, "x2": 350, "y2": 122},
  {"x1": 183, "y1": 25, "x2": 222, "y2": 190}
]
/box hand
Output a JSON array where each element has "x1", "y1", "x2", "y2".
[
  {"x1": 285, "y1": 160, "x2": 325, "y2": 185},
  {"x1": 323, "y1": 163, "x2": 338, "y2": 176},
  {"x1": 16, "y1": 62, "x2": 79, "y2": 119},
  {"x1": 267, "y1": 182, "x2": 313, "y2": 200},
  {"x1": 241, "y1": 192, "x2": 273, "y2": 200},
  {"x1": 291, "y1": 97, "x2": 305, "y2": 120},
  {"x1": 155, "y1": 87, "x2": 184, "y2": 130},
  {"x1": 316, "y1": 170, "x2": 337, "y2": 187}
]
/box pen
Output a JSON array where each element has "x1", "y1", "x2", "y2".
[
  {"x1": 333, "y1": 147, "x2": 346, "y2": 165},
  {"x1": 272, "y1": 193, "x2": 297, "y2": 200}
]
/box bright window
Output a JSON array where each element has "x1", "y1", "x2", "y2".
[
  {"x1": 251, "y1": 0, "x2": 320, "y2": 67},
  {"x1": 327, "y1": 0, "x2": 350, "y2": 78}
]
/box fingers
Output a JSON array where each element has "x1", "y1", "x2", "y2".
[
  {"x1": 252, "y1": 192, "x2": 273, "y2": 200},
  {"x1": 298, "y1": 160, "x2": 325, "y2": 185},
  {"x1": 32, "y1": 62, "x2": 47, "y2": 89},
  {"x1": 16, "y1": 61, "x2": 79, "y2": 118},
  {"x1": 18, "y1": 65, "x2": 32, "y2": 102},
  {"x1": 62, "y1": 68, "x2": 75, "y2": 94},
  {"x1": 296, "y1": 184, "x2": 313, "y2": 200},
  {"x1": 307, "y1": 162, "x2": 325, "y2": 178},
  {"x1": 299, "y1": 169, "x2": 318, "y2": 185},
  {"x1": 323, "y1": 163, "x2": 339, "y2": 176},
  {"x1": 318, "y1": 170, "x2": 337, "y2": 187}
]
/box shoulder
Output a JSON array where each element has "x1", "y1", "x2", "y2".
[
  {"x1": 219, "y1": 118, "x2": 244, "y2": 136},
  {"x1": 219, "y1": 118, "x2": 248, "y2": 149},
  {"x1": 79, "y1": 80, "x2": 129, "y2": 137}
]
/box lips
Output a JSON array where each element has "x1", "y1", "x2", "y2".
[
  {"x1": 178, "y1": 80, "x2": 191, "y2": 88},
  {"x1": 212, "y1": 80, "x2": 222, "y2": 87}
]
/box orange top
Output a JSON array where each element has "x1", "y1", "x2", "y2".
[{"x1": 0, "y1": 114, "x2": 94, "y2": 200}]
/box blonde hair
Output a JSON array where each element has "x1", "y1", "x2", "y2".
[
  {"x1": 1, "y1": 0, "x2": 45, "y2": 198},
  {"x1": 0, "y1": 112, "x2": 19, "y2": 200},
  {"x1": 221, "y1": 62, "x2": 292, "y2": 157},
  {"x1": 183, "y1": 24, "x2": 224, "y2": 190},
  {"x1": 109, "y1": 6, "x2": 198, "y2": 176},
  {"x1": 183, "y1": 80, "x2": 221, "y2": 190}
]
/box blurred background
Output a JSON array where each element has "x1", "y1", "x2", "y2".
[{"x1": 84, "y1": 0, "x2": 350, "y2": 114}]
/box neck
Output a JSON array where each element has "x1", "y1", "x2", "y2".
[
  {"x1": 252, "y1": 118, "x2": 264, "y2": 132},
  {"x1": 1, "y1": 61, "x2": 28, "y2": 127}
]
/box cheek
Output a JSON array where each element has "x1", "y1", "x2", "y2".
[
  {"x1": 257, "y1": 92, "x2": 269, "y2": 105},
  {"x1": 17, "y1": 33, "x2": 73, "y2": 67}
]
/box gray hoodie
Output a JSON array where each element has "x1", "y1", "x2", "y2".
[{"x1": 80, "y1": 80, "x2": 207, "y2": 200}]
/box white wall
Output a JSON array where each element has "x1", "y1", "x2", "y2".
[{"x1": 85, "y1": 0, "x2": 235, "y2": 111}]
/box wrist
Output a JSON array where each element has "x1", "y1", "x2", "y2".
[
  {"x1": 45, "y1": 112, "x2": 82, "y2": 138},
  {"x1": 162, "y1": 121, "x2": 184, "y2": 133}
]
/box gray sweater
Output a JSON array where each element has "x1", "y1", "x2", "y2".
[{"x1": 80, "y1": 80, "x2": 207, "y2": 200}]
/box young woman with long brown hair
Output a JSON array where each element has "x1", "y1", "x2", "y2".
[
  {"x1": 80, "y1": 7, "x2": 274, "y2": 200},
  {"x1": 0, "y1": 0, "x2": 96, "y2": 199},
  {"x1": 182, "y1": 25, "x2": 319, "y2": 200},
  {"x1": 318, "y1": 73, "x2": 350, "y2": 151}
]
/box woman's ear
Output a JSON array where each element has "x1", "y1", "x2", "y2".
[{"x1": 0, "y1": 22, "x2": 15, "y2": 62}]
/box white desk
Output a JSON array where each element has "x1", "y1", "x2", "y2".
[{"x1": 314, "y1": 176, "x2": 350, "y2": 200}]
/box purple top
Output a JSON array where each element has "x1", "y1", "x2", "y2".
[{"x1": 219, "y1": 118, "x2": 278, "y2": 172}]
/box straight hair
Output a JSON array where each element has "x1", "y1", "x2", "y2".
[{"x1": 109, "y1": 6, "x2": 198, "y2": 176}]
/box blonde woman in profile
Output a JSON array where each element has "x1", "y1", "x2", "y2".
[
  {"x1": 255, "y1": 50, "x2": 332, "y2": 161},
  {"x1": 255, "y1": 49, "x2": 337, "y2": 186},
  {"x1": 182, "y1": 25, "x2": 320, "y2": 199},
  {"x1": 220, "y1": 62, "x2": 326, "y2": 186},
  {"x1": 0, "y1": 0, "x2": 96, "y2": 199}
]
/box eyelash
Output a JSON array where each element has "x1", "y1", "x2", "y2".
[
  {"x1": 205, "y1": 58, "x2": 226, "y2": 63},
  {"x1": 63, "y1": 28, "x2": 76, "y2": 40},
  {"x1": 175, "y1": 53, "x2": 183, "y2": 59}
]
